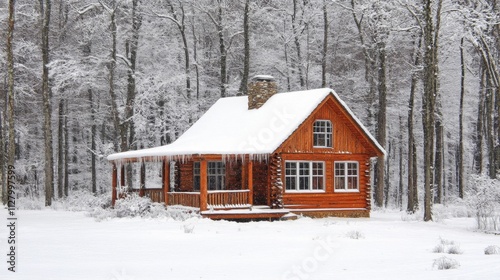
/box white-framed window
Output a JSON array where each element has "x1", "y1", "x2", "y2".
[
  {"x1": 208, "y1": 161, "x2": 225, "y2": 190},
  {"x1": 285, "y1": 161, "x2": 325, "y2": 192},
  {"x1": 313, "y1": 120, "x2": 332, "y2": 148},
  {"x1": 334, "y1": 162, "x2": 359, "y2": 192}
]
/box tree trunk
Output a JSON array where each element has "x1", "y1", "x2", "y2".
[
  {"x1": 216, "y1": 1, "x2": 227, "y2": 97},
  {"x1": 42, "y1": 0, "x2": 54, "y2": 207},
  {"x1": 474, "y1": 62, "x2": 485, "y2": 174},
  {"x1": 64, "y1": 99, "x2": 69, "y2": 196},
  {"x1": 383, "y1": 141, "x2": 391, "y2": 208},
  {"x1": 190, "y1": 9, "x2": 200, "y2": 100},
  {"x1": 106, "y1": 4, "x2": 120, "y2": 151},
  {"x1": 57, "y1": 99, "x2": 64, "y2": 198},
  {"x1": 407, "y1": 32, "x2": 421, "y2": 213},
  {"x1": 89, "y1": 89, "x2": 97, "y2": 194},
  {"x1": 292, "y1": 0, "x2": 305, "y2": 88},
  {"x1": 166, "y1": 0, "x2": 191, "y2": 99},
  {"x1": 321, "y1": 0, "x2": 328, "y2": 88},
  {"x1": 422, "y1": 0, "x2": 442, "y2": 221},
  {"x1": 398, "y1": 116, "x2": 404, "y2": 210},
  {"x1": 351, "y1": 0, "x2": 376, "y2": 129},
  {"x1": 375, "y1": 40, "x2": 387, "y2": 208},
  {"x1": 238, "y1": 0, "x2": 250, "y2": 96},
  {"x1": 458, "y1": 37, "x2": 465, "y2": 198}
]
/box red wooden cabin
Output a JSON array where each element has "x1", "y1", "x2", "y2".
[{"x1": 107, "y1": 76, "x2": 385, "y2": 220}]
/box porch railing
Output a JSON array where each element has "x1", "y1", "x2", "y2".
[
  {"x1": 128, "y1": 189, "x2": 250, "y2": 209},
  {"x1": 143, "y1": 189, "x2": 164, "y2": 203},
  {"x1": 207, "y1": 190, "x2": 250, "y2": 209},
  {"x1": 127, "y1": 188, "x2": 164, "y2": 203},
  {"x1": 168, "y1": 192, "x2": 200, "y2": 208}
]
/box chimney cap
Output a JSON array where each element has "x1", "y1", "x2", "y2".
[{"x1": 251, "y1": 75, "x2": 275, "y2": 82}]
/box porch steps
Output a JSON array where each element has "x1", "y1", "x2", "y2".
[{"x1": 201, "y1": 206, "x2": 296, "y2": 221}]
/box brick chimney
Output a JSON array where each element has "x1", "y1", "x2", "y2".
[{"x1": 248, "y1": 75, "x2": 278, "y2": 110}]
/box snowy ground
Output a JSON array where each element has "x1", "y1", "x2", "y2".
[{"x1": 1, "y1": 209, "x2": 499, "y2": 280}]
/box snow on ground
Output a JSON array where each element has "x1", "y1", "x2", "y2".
[{"x1": 1, "y1": 209, "x2": 499, "y2": 280}]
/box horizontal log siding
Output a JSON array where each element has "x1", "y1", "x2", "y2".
[
  {"x1": 178, "y1": 160, "x2": 195, "y2": 192},
  {"x1": 281, "y1": 153, "x2": 371, "y2": 210}
]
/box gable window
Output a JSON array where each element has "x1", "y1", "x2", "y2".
[
  {"x1": 208, "y1": 161, "x2": 225, "y2": 190},
  {"x1": 313, "y1": 120, "x2": 332, "y2": 148},
  {"x1": 285, "y1": 161, "x2": 324, "y2": 191},
  {"x1": 334, "y1": 162, "x2": 358, "y2": 192},
  {"x1": 193, "y1": 162, "x2": 200, "y2": 191}
]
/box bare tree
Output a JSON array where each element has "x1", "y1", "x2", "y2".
[
  {"x1": 237, "y1": 0, "x2": 250, "y2": 96},
  {"x1": 42, "y1": 0, "x2": 54, "y2": 206},
  {"x1": 422, "y1": 0, "x2": 443, "y2": 221},
  {"x1": 321, "y1": 0, "x2": 328, "y2": 88},
  {"x1": 407, "y1": 32, "x2": 421, "y2": 213},
  {"x1": 458, "y1": 37, "x2": 465, "y2": 198}
]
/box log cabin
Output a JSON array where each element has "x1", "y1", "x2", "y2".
[{"x1": 107, "y1": 75, "x2": 385, "y2": 220}]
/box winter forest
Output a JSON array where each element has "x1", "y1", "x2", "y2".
[{"x1": 0, "y1": 0, "x2": 499, "y2": 223}]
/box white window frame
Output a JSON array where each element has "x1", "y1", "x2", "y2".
[
  {"x1": 313, "y1": 120, "x2": 333, "y2": 148},
  {"x1": 334, "y1": 161, "x2": 359, "y2": 192},
  {"x1": 285, "y1": 161, "x2": 325, "y2": 193}
]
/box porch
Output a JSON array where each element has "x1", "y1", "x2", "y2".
[{"x1": 111, "y1": 156, "x2": 291, "y2": 220}]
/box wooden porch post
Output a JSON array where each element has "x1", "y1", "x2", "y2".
[
  {"x1": 139, "y1": 162, "x2": 145, "y2": 197},
  {"x1": 247, "y1": 160, "x2": 253, "y2": 206},
  {"x1": 112, "y1": 163, "x2": 117, "y2": 207},
  {"x1": 163, "y1": 160, "x2": 170, "y2": 205},
  {"x1": 200, "y1": 159, "x2": 208, "y2": 211}
]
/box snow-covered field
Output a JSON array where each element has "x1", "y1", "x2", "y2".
[{"x1": 1, "y1": 209, "x2": 499, "y2": 280}]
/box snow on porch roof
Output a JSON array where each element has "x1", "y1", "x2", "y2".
[{"x1": 107, "y1": 88, "x2": 385, "y2": 162}]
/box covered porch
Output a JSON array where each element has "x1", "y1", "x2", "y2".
[{"x1": 110, "y1": 154, "x2": 291, "y2": 219}]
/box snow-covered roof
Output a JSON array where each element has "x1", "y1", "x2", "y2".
[{"x1": 107, "y1": 88, "x2": 385, "y2": 161}]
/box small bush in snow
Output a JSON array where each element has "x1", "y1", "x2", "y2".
[
  {"x1": 433, "y1": 238, "x2": 462, "y2": 254},
  {"x1": 433, "y1": 256, "x2": 460, "y2": 270},
  {"x1": 183, "y1": 223, "x2": 195, "y2": 234},
  {"x1": 346, "y1": 230, "x2": 364, "y2": 239},
  {"x1": 466, "y1": 175, "x2": 500, "y2": 231},
  {"x1": 432, "y1": 244, "x2": 444, "y2": 253},
  {"x1": 446, "y1": 244, "x2": 463, "y2": 255},
  {"x1": 484, "y1": 245, "x2": 500, "y2": 255}
]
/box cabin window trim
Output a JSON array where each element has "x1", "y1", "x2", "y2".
[
  {"x1": 313, "y1": 119, "x2": 333, "y2": 148},
  {"x1": 334, "y1": 161, "x2": 359, "y2": 192},
  {"x1": 193, "y1": 162, "x2": 200, "y2": 191},
  {"x1": 284, "y1": 161, "x2": 325, "y2": 193},
  {"x1": 208, "y1": 161, "x2": 226, "y2": 190}
]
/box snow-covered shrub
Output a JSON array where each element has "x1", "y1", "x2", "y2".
[
  {"x1": 16, "y1": 196, "x2": 44, "y2": 210},
  {"x1": 114, "y1": 194, "x2": 158, "y2": 218},
  {"x1": 433, "y1": 256, "x2": 460, "y2": 270},
  {"x1": 484, "y1": 245, "x2": 500, "y2": 255},
  {"x1": 183, "y1": 223, "x2": 195, "y2": 234},
  {"x1": 346, "y1": 230, "x2": 364, "y2": 239},
  {"x1": 466, "y1": 175, "x2": 500, "y2": 231},
  {"x1": 432, "y1": 244, "x2": 444, "y2": 253},
  {"x1": 446, "y1": 245, "x2": 463, "y2": 255},
  {"x1": 52, "y1": 189, "x2": 111, "y2": 211},
  {"x1": 86, "y1": 195, "x2": 200, "y2": 221},
  {"x1": 433, "y1": 238, "x2": 462, "y2": 254}
]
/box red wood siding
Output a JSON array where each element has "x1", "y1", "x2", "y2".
[
  {"x1": 278, "y1": 96, "x2": 380, "y2": 156},
  {"x1": 252, "y1": 160, "x2": 269, "y2": 205},
  {"x1": 281, "y1": 153, "x2": 371, "y2": 210},
  {"x1": 273, "y1": 94, "x2": 378, "y2": 211}
]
